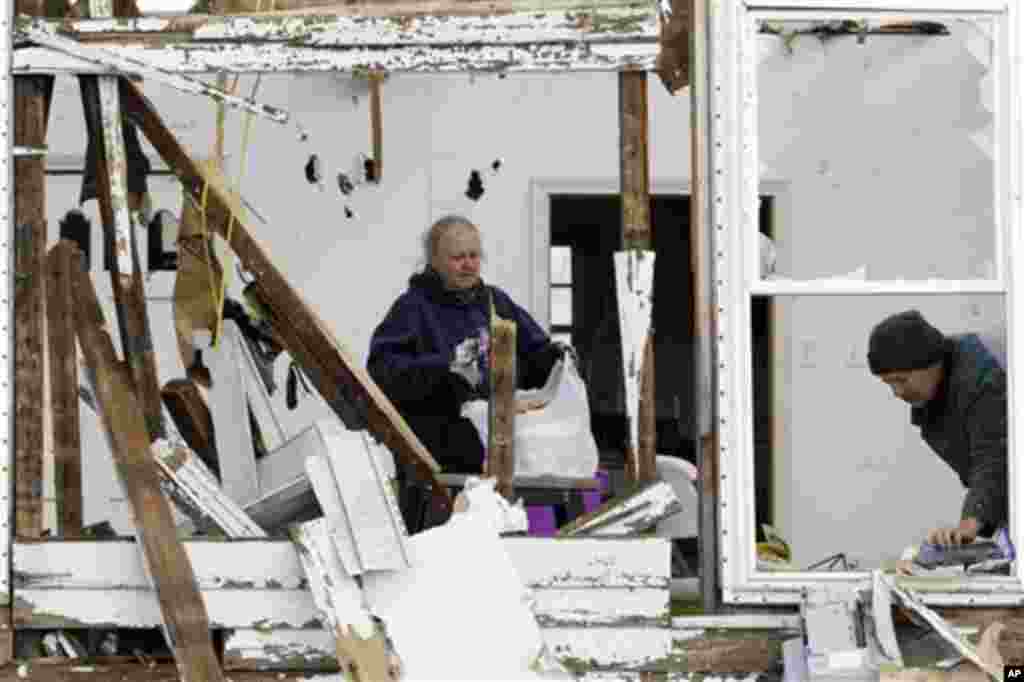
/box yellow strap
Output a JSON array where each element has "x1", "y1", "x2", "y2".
[{"x1": 201, "y1": 75, "x2": 260, "y2": 347}]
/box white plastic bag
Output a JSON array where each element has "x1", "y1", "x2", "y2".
[{"x1": 462, "y1": 354, "x2": 599, "y2": 478}]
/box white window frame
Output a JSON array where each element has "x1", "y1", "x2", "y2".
[{"x1": 712, "y1": 0, "x2": 1023, "y2": 605}]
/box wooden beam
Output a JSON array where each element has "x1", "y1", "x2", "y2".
[
  {"x1": 689, "y1": 0, "x2": 719, "y2": 613},
  {"x1": 637, "y1": 329, "x2": 656, "y2": 482},
  {"x1": 23, "y1": 25, "x2": 292, "y2": 126},
  {"x1": 45, "y1": 242, "x2": 83, "y2": 537},
  {"x1": 78, "y1": 74, "x2": 166, "y2": 442},
  {"x1": 118, "y1": 79, "x2": 451, "y2": 515},
  {"x1": 161, "y1": 379, "x2": 218, "y2": 478},
  {"x1": 488, "y1": 317, "x2": 516, "y2": 500},
  {"x1": 618, "y1": 70, "x2": 655, "y2": 485},
  {"x1": 14, "y1": 74, "x2": 54, "y2": 541},
  {"x1": 70, "y1": 251, "x2": 224, "y2": 681},
  {"x1": 369, "y1": 71, "x2": 383, "y2": 183}
]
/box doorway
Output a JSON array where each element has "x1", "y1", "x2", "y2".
[{"x1": 548, "y1": 193, "x2": 775, "y2": 531}]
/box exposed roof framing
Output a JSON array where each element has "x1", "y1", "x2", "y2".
[{"x1": 13, "y1": 1, "x2": 664, "y2": 73}]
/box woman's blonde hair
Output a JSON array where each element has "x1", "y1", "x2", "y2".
[{"x1": 422, "y1": 214, "x2": 481, "y2": 268}]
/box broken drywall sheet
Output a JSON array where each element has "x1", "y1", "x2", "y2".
[{"x1": 360, "y1": 485, "x2": 549, "y2": 680}]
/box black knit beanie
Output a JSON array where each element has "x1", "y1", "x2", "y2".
[{"x1": 867, "y1": 310, "x2": 946, "y2": 376}]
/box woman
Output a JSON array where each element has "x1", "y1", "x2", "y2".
[{"x1": 368, "y1": 215, "x2": 564, "y2": 476}]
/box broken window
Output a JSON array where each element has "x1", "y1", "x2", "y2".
[{"x1": 714, "y1": 4, "x2": 1019, "y2": 605}]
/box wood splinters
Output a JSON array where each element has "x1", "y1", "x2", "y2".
[{"x1": 334, "y1": 624, "x2": 394, "y2": 682}]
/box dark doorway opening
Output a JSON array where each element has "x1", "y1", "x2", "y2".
[{"x1": 549, "y1": 193, "x2": 775, "y2": 531}]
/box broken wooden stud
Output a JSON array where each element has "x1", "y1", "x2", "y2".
[
  {"x1": 14, "y1": 75, "x2": 54, "y2": 541},
  {"x1": 369, "y1": 70, "x2": 384, "y2": 183},
  {"x1": 70, "y1": 249, "x2": 225, "y2": 681},
  {"x1": 637, "y1": 329, "x2": 657, "y2": 482},
  {"x1": 654, "y1": 0, "x2": 691, "y2": 94},
  {"x1": 488, "y1": 316, "x2": 516, "y2": 500},
  {"x1": 618, "y1": 69, "x2": 656, "y2": 485},
  {"x1": 119, "y1": 78, "x2": 451, "y2": 515},
  {"x1": 79, "y1": 74, "x2": 166, "y2": 441},
  {"x1": 150, "y1": 434, "x2": 267, "y2": 538},
  {"x1": 46, "y1": 241, "x2": 84, "y2": 537}
]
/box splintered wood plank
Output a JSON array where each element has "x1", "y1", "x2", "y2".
[
  {"x1": 78, "y1": 74, "x2": 166, "y2": 442},
  {"x1": 70, "y1": 255, "x2": 223, "y2": 682},
  {"x1": 150, "y1": 437, "x2": 267, "y2": 539},
  {"x1": 119, "y1": 78, "x2": 450, "y2": 515},
  {"x1": 488, "y1": 316, "x2": 516, "y2": 499},
  {"x1": 14, "y1": 75, "x2": 53, "y2": 540},
  {"x1": 290, "y1": 519, "x2": 395, "y2": 682},
  {"x1": 45, "y1": 242, "x2": 83, "y2": 536},
  {"x1": 559, "y1": 479, "x2": 681, "y2": 537}
]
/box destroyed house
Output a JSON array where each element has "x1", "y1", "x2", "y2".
[{"x1": 1, "y1": 0, "x2": 1024, "y2": 679}]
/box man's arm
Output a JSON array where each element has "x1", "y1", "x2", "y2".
[{"x1": 959, "y1": 379, "x2": 1009, "y2": 537}]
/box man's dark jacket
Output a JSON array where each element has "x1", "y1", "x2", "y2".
[
  {"x1": 911, "y1": 333, "x2": 1007, "y2": 536},
  {"x1": 368, "y1": 268, "x2": 560, "y2": 473}
]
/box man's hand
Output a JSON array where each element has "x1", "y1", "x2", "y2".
[{"x1": 927, "y1": 518, "x2": 980, "y2": 546}]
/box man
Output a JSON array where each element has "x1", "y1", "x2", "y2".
[{"x1": 868, "y1": 310, "x2": 1007, "y2": 546}]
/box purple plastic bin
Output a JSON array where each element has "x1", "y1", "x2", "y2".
[
  {"x1": 526, "y1": 469, "x2": 609, "y2": 537},
  {"x1": 527, "y1": 506, "x2": 557, "y2": 536}
]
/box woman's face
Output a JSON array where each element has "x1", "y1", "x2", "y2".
[{"x1": 435, "y1": 224, "x2": 482, "y2": 290}]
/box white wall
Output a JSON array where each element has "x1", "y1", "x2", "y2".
[
  {"x1": 759, "y1": 22, "x2": 1004, "y2": 568},
  {"x1": 39, "y1": 71, "x2": 691, "y2": 532}
]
